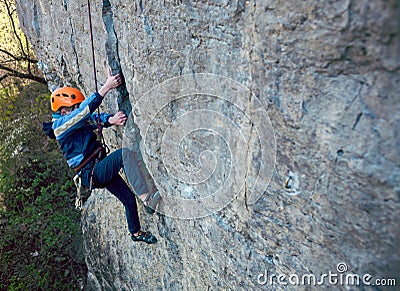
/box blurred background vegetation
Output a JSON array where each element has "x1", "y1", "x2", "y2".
[{"x1": 0, "y1": 0, "x2": 87, "y2": 289}]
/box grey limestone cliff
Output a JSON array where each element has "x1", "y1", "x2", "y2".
[{"x1": 17, "y1": 0, "x2": 399, "y2": 289}]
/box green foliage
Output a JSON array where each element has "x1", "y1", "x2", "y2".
[{"x1": 0, "y1": 83, "x2": 87, "y2": 290}]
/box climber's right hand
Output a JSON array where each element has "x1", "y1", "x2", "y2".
[{"x1": 109, "y1": 111, "x2": 127, "y2": 126}]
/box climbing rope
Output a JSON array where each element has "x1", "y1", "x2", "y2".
[
  {"x1": 74, "y1": 0, "x2": 109, "y2": 210},
  {"x1": 87, "y1": 0, "x2": 109, "y2": 152},
  {"x1": 87, "y1": 0, "x2": 98, "y2": 92}
]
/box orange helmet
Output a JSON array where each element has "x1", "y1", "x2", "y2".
[{"x1": 50, "y1": 87, "x2": 85, "y2": 112}]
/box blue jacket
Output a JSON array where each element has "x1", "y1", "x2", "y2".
[{"x1": 43, "y1": 92, "x2": 113, "y2": 168}]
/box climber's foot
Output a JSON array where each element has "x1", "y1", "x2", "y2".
[
  {"x1": 140, "y1": 191, "x2": 161, "y2": 214},
  {"x1": 131, "y1": 230, "x2": 157, "y2": 244}
]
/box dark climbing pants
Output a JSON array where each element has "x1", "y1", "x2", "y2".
[{"x1": 81, "y1": 148, "x2": 148, "y2": 234}]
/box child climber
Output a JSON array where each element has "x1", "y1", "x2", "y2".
[{"x1": 42, "y1": 70, "x2": 161, "y2": 244}]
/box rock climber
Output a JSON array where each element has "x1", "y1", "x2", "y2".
[{"x1": 42, "y1": 70, "x2": 160, "y2": 244}]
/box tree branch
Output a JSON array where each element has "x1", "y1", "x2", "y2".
[
  {"x1": 0, "y1": 48, "x2": 19, "y2": 61},
  {"x1": 0, "y1": 64, "x2": 46, "y2": 84},
  {"x1": 4, "y1": 0, "x2": 27, "y2": 56},
  {"x1": 0, "y1": 0, "x2": 45, "y2": 85},
  {"x1": 0, "y1": 73, "x2": 9, "y2": 82},
  {"x1": 0, "y1": 48, "x2": 38, "y2": 63}
]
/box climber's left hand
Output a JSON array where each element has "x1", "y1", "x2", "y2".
[
  {"x1": 109, "y1": 111, "x2": 127, "y2": 126},
  {"x1": 99, "y1": 69, "x2": 124, "y2": 97}
]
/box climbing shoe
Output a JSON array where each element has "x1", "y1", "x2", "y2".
[
  {"x1": 143, "y1": 191, "x2": 161, "y2": 214},
  {"x1": 131, "y1": 231, "x2": 157, "y2": 244}
]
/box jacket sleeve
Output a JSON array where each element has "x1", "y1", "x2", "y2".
[
  {"x1": 89, "y1": 112, "x2": 114, "y2": 129},
  {"x1": 52, "y1": 92, "x2": 103, "y2": 140},
  {"x1": 42, "y1": 122, "x2": 56, "y2": 139}
]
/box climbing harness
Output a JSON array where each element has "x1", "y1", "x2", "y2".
[
  {"x1": 73, "y1": 146, "x2": 105, "y2": 210},
  {"x1": 73, "y1": 0, "x2": 110, "y2": 210}
]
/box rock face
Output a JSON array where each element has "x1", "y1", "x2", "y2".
[{"x1": 17, "y1": 0, "x2": 399, "y2": 289}]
